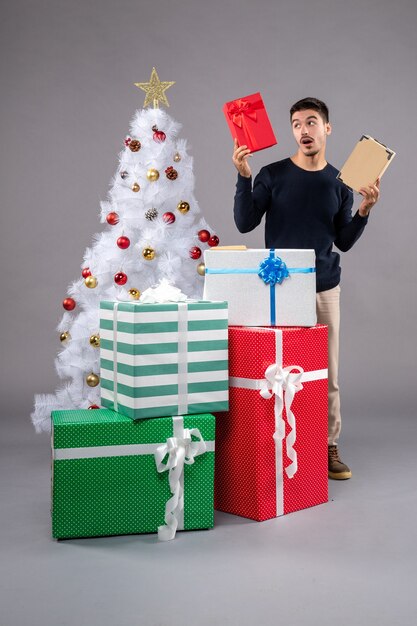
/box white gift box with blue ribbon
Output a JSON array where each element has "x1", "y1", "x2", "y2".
[{"x1": 203, "y1": 249, "x2": 316, "y2": 327}]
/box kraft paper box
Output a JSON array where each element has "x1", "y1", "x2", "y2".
[
  {"x1": 214, "y1": 325, "x2": 328, "y2": 521},
  {"x1": 337, "y1": 134, "x2": 396, "y2": 193},
  {"x1": 100, "y1": 300, "x2": 228, "y2": 420},
  {"x1": 222, "y1": 92, "x2": 277, "y2": 153},
  {"x1": 51, "y1": 409, "x2": 215, "y2": 540},
  {"x1": 203, "y1": 249, "x2": 316, "y2": 327}
]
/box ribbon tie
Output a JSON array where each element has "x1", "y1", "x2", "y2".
[
  {"x1": 227, "y1": 99, "x2": 258, "y2": 127},
  {"x1": 259, "y1": 364, "x2": 304, "y2": 478},
  {"x1": 155, "y1": 426, "x2": 206, "y2": 541},
  {"x1": 226, "y1": 97, "x2": 264, "y2": 150}
]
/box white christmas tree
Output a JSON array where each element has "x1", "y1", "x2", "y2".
[{"x1": 32, "y1": 68, "x2": 220, "y2": 433}]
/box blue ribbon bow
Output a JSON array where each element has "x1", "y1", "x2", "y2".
[{"x1": 258, "y1": 254, "x2": 290, "y2": 286}]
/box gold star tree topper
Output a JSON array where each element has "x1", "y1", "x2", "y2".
[{"x1": 134, "y1": 67, "x2": 175, "y2": 108}]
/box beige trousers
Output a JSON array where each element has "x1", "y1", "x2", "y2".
[{"x1": 316, "y1": 285, "x2": 341, "y2": 446}]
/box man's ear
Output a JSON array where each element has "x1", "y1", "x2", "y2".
[{"x1": 326, "y1": 122, "x2": 332, "y2": 136}]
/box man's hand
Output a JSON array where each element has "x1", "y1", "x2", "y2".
[
  {"x1": 232, "y1": 138, "x2": 252, "y2": 178},
  {"x1": 358, "y1": 178, "x2": 380, "y2": 217}
]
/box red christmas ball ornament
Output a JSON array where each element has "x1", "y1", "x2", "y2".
[
  {"x1": 208, "y1": 235, "x2": 220, "y2": 247},
  {"x1": 106, "y1": 212, "x2": 119, "y2": 226},
  {"x1": 198, "y1": 229, "x2": 210, "y2": 243},
  {"x1": 117, "y1": 236, "x2": 130, "y2": 249},
  {"x1": 114, "y1": 271, "x2": 128, "y2": 286},
  {"x1": 81, "y1": 267, "x2": 91, "y2": 279},
  {"x1": 162, "y1": 211, "x2": 176, "y2": 224},
  {"x1": 152, "y1": 125, "x2": 166, "y2": 143},
  {"x1": 88, "y1": 404, "x2": 100, "y2": 410},
  {"x1": 63, "y1": 297, "x2": 76, "y2": 311},
  {"x1": 189, "y1": 246, "x2": 202, "y2": 260}
]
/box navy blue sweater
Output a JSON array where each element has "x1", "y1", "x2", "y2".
[{"x1": 234, "y1": 158, "x2": 368, "y2": 292}]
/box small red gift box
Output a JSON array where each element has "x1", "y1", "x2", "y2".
[
  {"x1": 222, "y1": 92, "x2": 277, "y2": 153},
  {"x1": 214, "y1": 325, "x2": 328, "y2": 521}
]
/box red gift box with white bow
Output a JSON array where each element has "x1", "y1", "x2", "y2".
[
  {"x1": 222, "y1": 92, "x2": 277, "y2": 153},
  {"x1": 214, "y1": 325, "x2": 328, "y2": 521}
]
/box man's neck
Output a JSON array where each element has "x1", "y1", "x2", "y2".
[{"x1": 291, "y1": 150, "x2": 327, "y2": 172}]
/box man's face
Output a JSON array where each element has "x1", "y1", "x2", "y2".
[{"x1": 291, "y1": 108, "x2": 331, "y2": 157}]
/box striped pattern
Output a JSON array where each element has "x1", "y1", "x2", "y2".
[{"x1": 100, "y1": 301, "x2": 229, "y2": 420}]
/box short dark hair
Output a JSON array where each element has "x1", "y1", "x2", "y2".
[{"x1": 290, "y1": 97, "x2": 329, "y2": 124}]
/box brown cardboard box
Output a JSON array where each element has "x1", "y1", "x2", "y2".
[{"x1": 337, "y1": 135, "x2": 395, "y2": 193}]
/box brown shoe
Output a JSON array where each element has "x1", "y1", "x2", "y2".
[{"x1": 328, "y1": 445, "x2": 352, "y2": 480}]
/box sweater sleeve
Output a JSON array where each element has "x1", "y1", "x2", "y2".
[
  {"x1": 334, "y1": 188, "x2": 369, "y2": 252},
  {"x1": 233, "y1": 168, "x2": 272, "y2": 233}
]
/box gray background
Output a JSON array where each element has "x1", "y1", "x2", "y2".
[{"x1": 1, "y1": 1, "x2": 416, "y2": 625}]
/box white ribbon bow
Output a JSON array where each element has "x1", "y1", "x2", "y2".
[
  {"x1": 154, "y1": 426, "x2": 206, "y2": 541},
  {"x1": 259, "y1": 364, "x2": 304, "y2": 478},
  {"x1": 139, "y1": 278, "x2": 189, "y2": 303}
]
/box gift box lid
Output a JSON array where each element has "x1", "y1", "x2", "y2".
[
  {"x1": 52, "y1": 409, "x2": 215, "y2": 450},
  {"x1": 100, "y1": 300, "x2": 228, "y2": 311},
  {"x1": 204, "y1": 248, "x2": 315, "y2": 268},
  {"x1": 227, "y1": 324, "x2": 328, "y2": 379}
]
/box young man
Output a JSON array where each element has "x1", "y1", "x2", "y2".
[{"x1": 232, "y1": 97, "x2": 380, "y2": 479}]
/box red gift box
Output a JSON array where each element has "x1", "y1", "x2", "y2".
[
  {"x1": 214, "y1": 325, "x2": 328, "y2": 521},
  {"x1": 222, "y1": 92, "x2": 277, "y2": 153}
]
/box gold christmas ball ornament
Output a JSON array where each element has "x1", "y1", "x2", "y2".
[
  {"x1": 142, "y1": 246, "x2": 156, "y2": 261},
  {"x1": 146, "y1": 168, "x2": 160, "y2": 182},
  {"x1": 129, "y1": 288, "x2": 141, "y2": 300},
  {"x1": 197, "y1": 262, "x2": 206, "y2": 276},
  {"x1": 173, "y1": 152, "x2": 181, "y2": 162},
  {"x1": 60, "y1": 331, "x2": 70, "y2": 343},
  {"x1": 84, "y1": 275, "x2": 98, "y2": 289},
  {"x1": 89, "y1": 334, "x2": 100, "y2": 348},
  {"x1": 177, "y1": 200, "x2": 190, "y2": 214},
  {"x1": 132, "y1": 182, "x2": 140, "y2": 192},
  {"x1": 86, "y1": 373, "x2": 100, "y2": 387}
]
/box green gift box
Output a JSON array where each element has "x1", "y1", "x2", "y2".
[
  {"x1": 99, "y1": 300, "x2": 229, "y2": 420},
  {"x1": 51, "y1": 409, "x2": 215, "y2": 540}
]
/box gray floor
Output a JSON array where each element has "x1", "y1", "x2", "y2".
[{"x1": 1, "y1": 410, "x2": 416, "y2": 626}]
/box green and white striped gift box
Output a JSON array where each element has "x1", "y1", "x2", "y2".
[{"x1": 100, "y1": 300, "x2": 229, "y2": 420}]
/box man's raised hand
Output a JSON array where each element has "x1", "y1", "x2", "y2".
[
  {"x1": 232, "y1": 138, "x2": 252, "y2": 178},
  {"x1": 358, "y1": 178, "x2": 380, "y2": 217}
]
